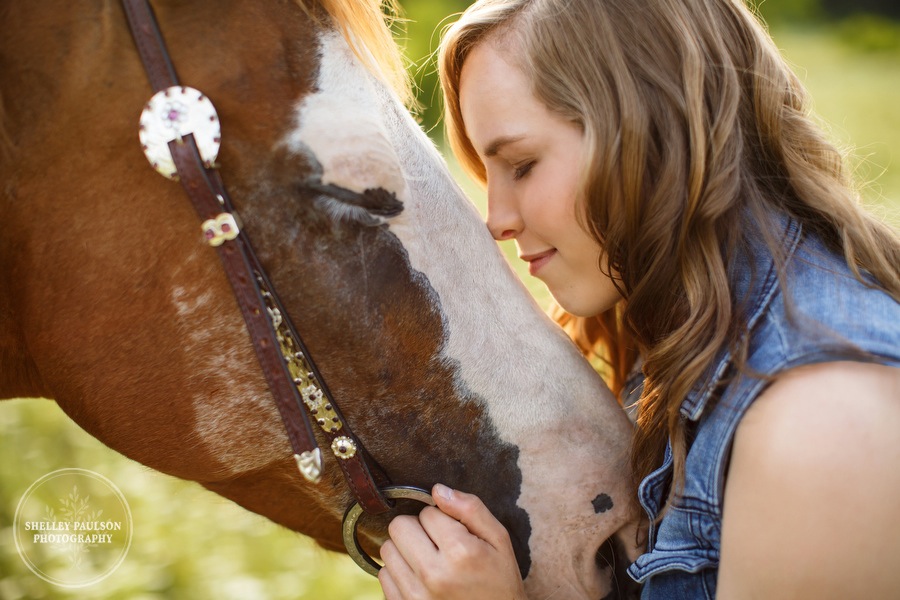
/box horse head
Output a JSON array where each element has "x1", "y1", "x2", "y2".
[{"x1": 0, "y1": 1, "x2": 641, "y2": 597}]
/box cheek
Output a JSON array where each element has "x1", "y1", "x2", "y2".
[
  {"x1": 555, "y1": 166, "x2": 586, "y2": 225},
  {"x1": 527, "y1": 180, "x2": 580, "y2": 232}
]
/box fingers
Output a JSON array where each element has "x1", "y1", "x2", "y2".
[
  {"x1": 377, "y1": 548, "x2": 401, "y2": 600},
  {"x1": 383, "y1": 514, "x2": 439, "y2": 575},
  {"x1": 429, "y1": 484, "x2": 513, "y2": 551},
  {"x1": 380, "y1": 538, "x2": 425, "y2": 600},
  {"x1": 379, "y1": 486, "x2": 527, "y2": 600}
]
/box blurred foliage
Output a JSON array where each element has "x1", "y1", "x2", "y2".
[
  {"x1": 1, "y1": 6, "x2": 898, "y2": 600},
  {"x1": 834, "y1": 15, "x2": 900, "y2": 53},
  {"x1": 749, "y1": 0, "x2": 900, "y2": 61},
  {"x1": 751, "y1": 0, "x2": 825, "y2": 23},
  {"x1": 821, "y1": 0, "x2": 900, "y2": 20},
  {"x1": 0, "y1": 400, "x2": 384, "y2": 600},
  {"x1": 750, "y1": 0, "x2": 900, "y2": 23}
]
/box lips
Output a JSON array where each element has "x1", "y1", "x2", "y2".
[{"x1": 520, "y1": 249, "x2": 557, "y2": 276}]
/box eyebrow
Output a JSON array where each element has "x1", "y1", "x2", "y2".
[{"x1": 483, "y1": 135, "x2": 526, "y2": 158}]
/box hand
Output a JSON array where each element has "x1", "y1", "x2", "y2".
[{"x1": 379, "y1": 484, "x2": 527, "y2": 600}]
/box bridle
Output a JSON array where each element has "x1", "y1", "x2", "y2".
[{"x1": 120, "y1": 0, "x2": 432, "y2": 575}]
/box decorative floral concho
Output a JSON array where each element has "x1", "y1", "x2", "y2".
[{"x1": 139, "y1": 86, "x2": 221, "y2": 180}]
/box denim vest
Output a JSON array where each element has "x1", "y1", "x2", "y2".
[{"x1": 626, "y1": 212, "x2": 900, "y2": 599}]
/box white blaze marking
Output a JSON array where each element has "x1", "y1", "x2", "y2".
[
  {"x1": 288, "y1": 31, "x2": 618, "y2": 438},
  {"x1": 286, "y1": 31, "x2": 635, "y2": 598},
  {"x1": 285, "y1": 34, "x2": 407, "y2": 202}
]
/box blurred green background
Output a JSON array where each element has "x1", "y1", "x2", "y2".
[{"x1": 2, "y1": 1, "x2": 898, "y2": 598}]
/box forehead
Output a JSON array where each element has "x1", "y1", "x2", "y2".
[
  {"x1": 285, "y1": 30, "x2": 407, "y2": 200},
  {"x1": 459, "y1": 42, "x2": 544, "y2": 149},
  {"x1": 460, "y1": 42, "x2": 529, "y2": 112}
]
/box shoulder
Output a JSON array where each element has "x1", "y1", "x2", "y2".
[
  {"x1": 717, "y1": 361, "x2": 900, "y2": 599},
  {"x1": 769, "y1": 234, "x2": 900, "y2": 358},
  {"x1": 737, "y1": 361, "x2": 899, "y2": 441}
]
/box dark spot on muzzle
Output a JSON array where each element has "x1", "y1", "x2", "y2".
[{"x1": 592, "y1": 493, "x2": 614, "y2": 514}]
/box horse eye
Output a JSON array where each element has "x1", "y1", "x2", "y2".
[
  {"x1": 315, "y1": 195, "x2": 381, "y2": 226},
  {"x1": 307, "y1": 181, "x2": 404, "y2": 225},
  {"x1": 354, "y1": 187, "x2": 403, "y2": 218}
]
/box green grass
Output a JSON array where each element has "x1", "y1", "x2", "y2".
[{"x1": 1, "y1": 25, "x2": 898, "y2": 600}]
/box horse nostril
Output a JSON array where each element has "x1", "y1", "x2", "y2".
[{"x1": 596, "y1": 537, "x2": 642, "y2": 600}]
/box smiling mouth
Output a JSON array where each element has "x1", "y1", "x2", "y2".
[{"x1": 520, "y1": 249, "x2": 556, "y2": 276}]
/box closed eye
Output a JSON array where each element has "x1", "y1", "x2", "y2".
[
  {"x1": 314, "y1": 195, "x2": 381, "y2": 226},
  {"x1": 306, "y1": 180, "x2": 404, "y2": 226},
  {"x1": 513, "y1": 161, "x2": 535, "y2": 181}
]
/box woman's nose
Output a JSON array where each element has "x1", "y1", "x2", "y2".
[{"x1": 485, "y1": 183, "x2": 522, "y2": 241}]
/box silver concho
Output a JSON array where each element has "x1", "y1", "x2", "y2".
[
  {"x1": 331, "y1": 436, "x2": 357, "y2": 460},
  {"x1": 139, "y1": 86, "x2": 221, "y2": 179},
  {"x1": 295, "y1": 449, "x2": 323, "y2": 483}
]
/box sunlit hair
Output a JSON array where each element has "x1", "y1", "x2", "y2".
[
  {"x1": 298, "y1": 0, "x2": 413, "y2": 106},
  {"x1": 439, "y1": 0, "x2": 900, "y2": 499}
]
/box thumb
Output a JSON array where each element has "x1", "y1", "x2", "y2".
[{"x1": 431, "y1": 484, "x2": 512, "y2": 550}]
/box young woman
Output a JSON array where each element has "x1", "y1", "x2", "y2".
[{"x1": 379, "y1": 0, "x2": 900, "y2": 598}]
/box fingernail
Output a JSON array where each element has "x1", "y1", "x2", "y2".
[{"x1": 434, "y1": 483, "x2": 453, "y2": 501}]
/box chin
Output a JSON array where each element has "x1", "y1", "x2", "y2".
[
  {"x1": 550, "y1": 296, "x2": 600, "y2": 318},
  {"x1": 551, "y1": 289, "x2": 620, "y2": 318}
]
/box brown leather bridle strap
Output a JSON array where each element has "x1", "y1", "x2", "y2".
[
  {"x1": 166, "y1": 136, "x2": 324, "y2": 467},
  {"x1": 121, "y1": 0, "x2": 393, "y2": 515}
]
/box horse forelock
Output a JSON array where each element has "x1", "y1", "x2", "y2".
[{"x1": 295, "y1": 0, "x2": 412, "y2": 106}]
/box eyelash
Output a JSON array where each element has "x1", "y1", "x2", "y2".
[{"x1": 513, "y1": 161, "x2": 535, "y2": 181}]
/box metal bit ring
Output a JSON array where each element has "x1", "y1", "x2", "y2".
[{"x1": 342, "y1": 486, "x2": 435, "y2": 576}]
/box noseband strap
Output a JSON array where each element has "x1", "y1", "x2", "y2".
[{"x1": 121, "y1": 0, "x2": 393, "y2": 515}]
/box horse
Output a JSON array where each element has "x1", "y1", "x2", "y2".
[{"x1": 0, "y1": 0, "x2": 641, "y2": 597}]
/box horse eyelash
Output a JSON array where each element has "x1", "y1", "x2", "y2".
[{"x1": 314, "y1": 195, "x2": 382, "y2": 226}]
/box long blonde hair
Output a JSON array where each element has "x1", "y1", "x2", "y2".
[{"x1": 439, "y1": 0, "x2": 900, "y2": 496}]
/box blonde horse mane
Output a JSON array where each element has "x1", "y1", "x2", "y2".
[{"x1": 297, "y1": 0, "x2": 413, "y2": 106}]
